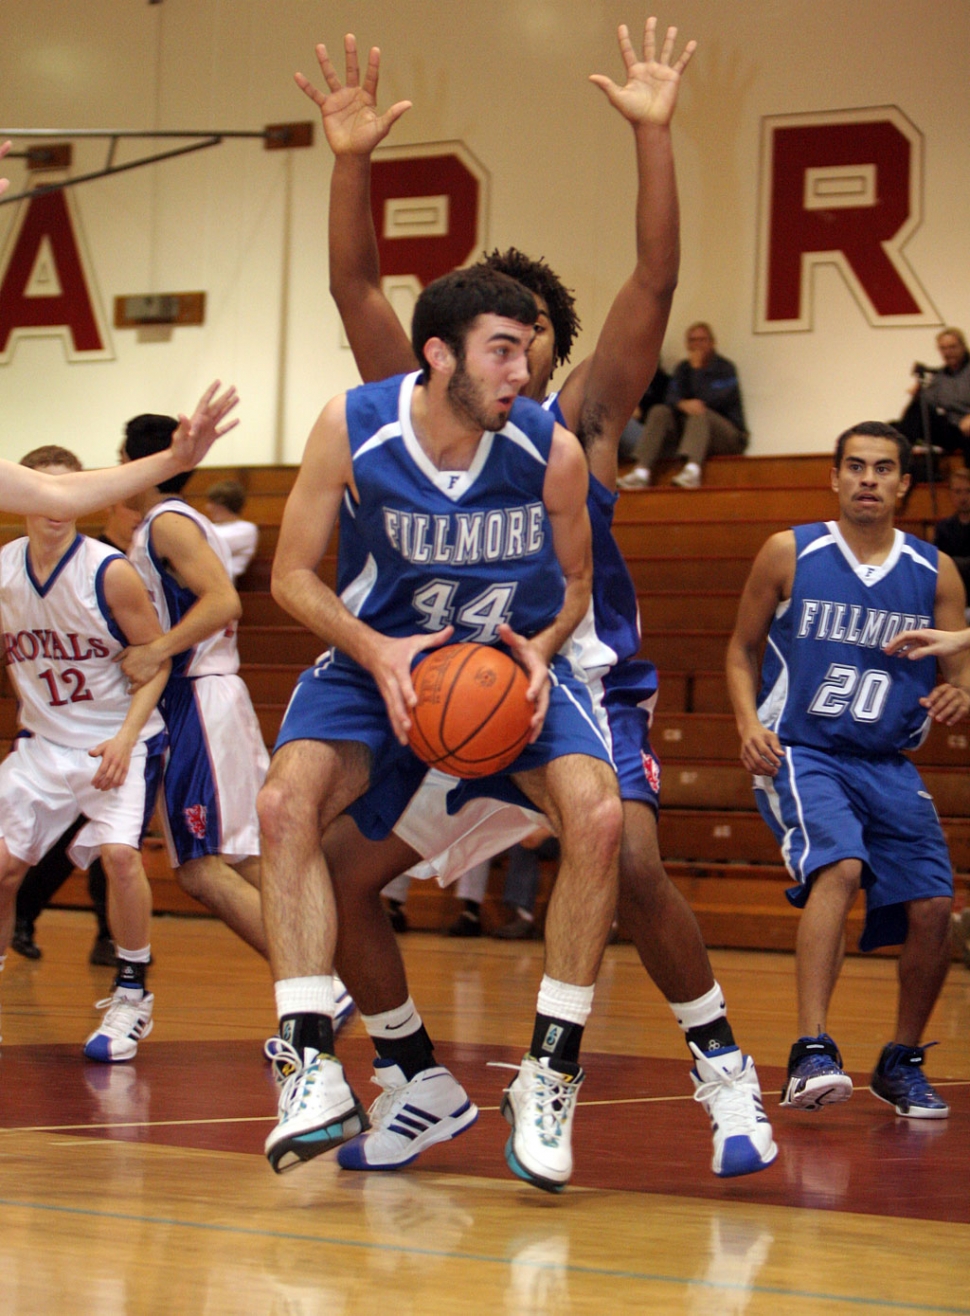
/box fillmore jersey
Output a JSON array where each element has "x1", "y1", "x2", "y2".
[
  {"x1": 337, "y1": 372, "x2": 565, "y2": 649},
  {"x1": 129, "y1": 500, "x2": 239, "y2": 678},
  {"x1": 0, "y1": 534, "x2": 163, "y2": 748},
  {"x1": 758, "y1": 521, "x2": 937, "y2": 756}
]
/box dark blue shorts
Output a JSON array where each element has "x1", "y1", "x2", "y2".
[
  {"x1": 754, "y1": 745, "x2": 953, "y2": 950},
  {"x1": 275, "y1": 650, "x2": 614, "y2": 840},
  {"x1": 598, "y1": 659, "x2": 661, "y2": 811}
]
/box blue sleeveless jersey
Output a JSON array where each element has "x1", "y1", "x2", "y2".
[
  {"x1": 758, "y1": 521, "x2": 937, "y2": 756},
  {"x1": 544, "y1": 393, "x2": 651, "y2": 687},
  {"x1": 337, "y1": 373, "x2": 564, "y2": 650}
]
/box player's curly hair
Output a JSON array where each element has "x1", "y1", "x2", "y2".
[{"x1": 477, "y1": 248, "x2": 580, "y2": 370}]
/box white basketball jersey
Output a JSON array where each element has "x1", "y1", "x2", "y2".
[
  {"x1": 128, "y1": 499, "x2": 240, "y2": 678},
  {"x1": 0, "y1": 534, "x2": 164, "y2": 748}
]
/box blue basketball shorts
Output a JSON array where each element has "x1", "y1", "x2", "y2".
[
  {"x1": 160, "y1": 674, "x2": 268, "y2": 866},
  {"x1": 595, "y1": 659, "x2": 661, "y2": 811},
  {"x1": 754, "y1": 744, "x2": 953, "y2": 950},
  {"x1": 276, "y1": 650, "x2": 615, "y2": 841}
]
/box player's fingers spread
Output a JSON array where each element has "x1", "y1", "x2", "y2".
[
  {"x1": 659, "y1": 24, "x2": 677, "y2": 65},
  {"x1": 363, "y1": 46, "x2": 381, "y2": 96},
  {"x1": 675, "y1": 39, "x2": 698, "y2": 73},
  {"x1": 343, "y1": 33, "x2": 360, "y2": 85}
]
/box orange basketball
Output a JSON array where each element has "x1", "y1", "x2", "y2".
[{"x1": 407, "y1": 642, "x2": 533, "y2": 778}]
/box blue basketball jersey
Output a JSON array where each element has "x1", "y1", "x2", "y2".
[
  {"x1": 338, "y1": 372, "x2": 564, "y2": 649},
  {"x1": 758, "y1": 521, "x2": 937, "y2": 755},
  {"x1": 544, "y1": 392, "x2": 651, "y2": 685}
]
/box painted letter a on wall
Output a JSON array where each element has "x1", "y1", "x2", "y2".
[{"x1": 0, "y1": 186, "x2": 112, "y2": 363}]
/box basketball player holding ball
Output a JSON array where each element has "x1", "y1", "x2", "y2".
[
  {"x1": 294, "y1": 16, "x2": 776, "y2": 1187},
  {"x1": 258, "y1": 266, "x2": 622, "y2": 1188}
]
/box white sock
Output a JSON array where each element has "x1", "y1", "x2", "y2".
[
  {"x1": 361, "y1": 996, "x2": 423, "y2": 1042},
  {"x1": 669, "y1": 981, "x2": 727, "y2": 1033},
  {"x1": 275, "y1": 975, "x2": 335, "y2": 1022},
  {"x1": 536, "y1": 975, "x2": 594, "y2": 1027}
]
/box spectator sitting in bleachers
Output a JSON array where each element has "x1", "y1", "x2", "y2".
[
  {"x1": 618, "y1": 322, "x2": 747, "y2": 489},
  {"x1": 895, "y1": 328, "x2": 970, "y2": 469},
  {"x1": 618, "y1": 366, "x2": 670, "y2": 464}
]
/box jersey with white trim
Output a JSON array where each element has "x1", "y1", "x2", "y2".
[
  {"x1": 757, "y1": 521, "x2": 937, "y2": 755},
  {"x1": 544, "y1": 392, "x2": 649, "y2": 686},
  {"x1": 0, "y1": 534, "x2": 164, "y2": 748},
  {"x1": 128, "y1": 499, "x2": 239, "y2": 679},
  {"x1": 337, "y1": 372, "x2": 565, "y2": 648}
]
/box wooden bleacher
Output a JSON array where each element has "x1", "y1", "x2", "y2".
[{"x1": 1, "y1": 453, "x2": 966, "y2": 952}]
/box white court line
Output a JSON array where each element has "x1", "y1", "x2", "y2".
[{"x1": 1, "y1": 1079, "x2": 967, "y2": 1136}]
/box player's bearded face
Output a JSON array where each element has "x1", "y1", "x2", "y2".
[{"x1": 447, "y1": 356, "x2": 512, "y2": 432}]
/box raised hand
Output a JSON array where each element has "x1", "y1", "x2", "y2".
[
  {"x1": 0, "y1": 140, "x2": 11, "y2": 197},
  {"x1": 295, "y1": 33, "x2": 411, "y2": 157},
  {"x1": 589, "y1": 16, "x2": 696, "y2": 127},
  {"x1": 170, "y1": 381, "x2": 240, "y2": 470}
]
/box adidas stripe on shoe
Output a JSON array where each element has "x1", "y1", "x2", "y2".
[
  {"x1": 690, "y1": 1044, "x2": 777, "y2": 1178},
  {"x1": 83, "y1": 991, "x2": 154, "y2": 1063},
  {"x1": 337, "y1": 1061, "x2": 478, "y2": 1170}
]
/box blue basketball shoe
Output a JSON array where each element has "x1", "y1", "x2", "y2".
[
  {"x1": 780, "y1": 1034, "x2": 853, "y2": 1110},
  {"x1": 690, "y1": 1044, "x2": 777, "y2": 1177},
  {"x1": 869, "y1": 1042, "x2": 949, "y2": 1119}
]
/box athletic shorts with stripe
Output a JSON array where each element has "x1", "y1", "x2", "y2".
[
  {"x1": 159, "y1": 675, "x2": 268, "y2": 866},
  {"x1": 754, "y1": 744, "x2": 953, "y2": 951},
  {"x1": 274, "y1": 650, "x2": 615, "y2": 844}
]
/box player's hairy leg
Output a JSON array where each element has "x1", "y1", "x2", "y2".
[
  {"x1": 326, "y1": 815, "x2": 417, "y2": 1014},
  {"x1": 0, "y1": 841, "x2": 30, "y2": 950},
  {"x1": 514, "y1": 755, "x2": 622, "y2": 985},
  {"x1": 795, "y1": 859, "x2": 862, "y2": 1037},
  {"x1": 617, "y1": 799, "x2": 714, "y2": 1002},
  {"x1": 100, "y1": 844, "x2": 152, "y2": 949},
  {"x1": 895, "y1": 895, "x2": 952, "y2": 1046},
  {"x1": 257, "y1": 738, "x2": 371, "y2": 982},
  {"x1": 177, "y1": 854, "x2": 266, "y2": 956}
]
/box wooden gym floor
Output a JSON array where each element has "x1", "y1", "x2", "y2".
[{"x1": 0, "y1": 911, "x2": 967, "y2": 1313}]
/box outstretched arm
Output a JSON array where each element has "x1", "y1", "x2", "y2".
[
  {"x1": 914, "y1": 555, "x2": 970, "y2": 725},
  {"x1": 560, "y1": 17, "x2": 695, "y2": 488},
  {"x1": 297, "y1": 35, "x2": 416, "y2": 380},
  {"x1": 886, "y1": 626, "x2": 970, "y2": 660},
  {"x1": 0, "y1": 381, "x2": 238, "y2": 519}
]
